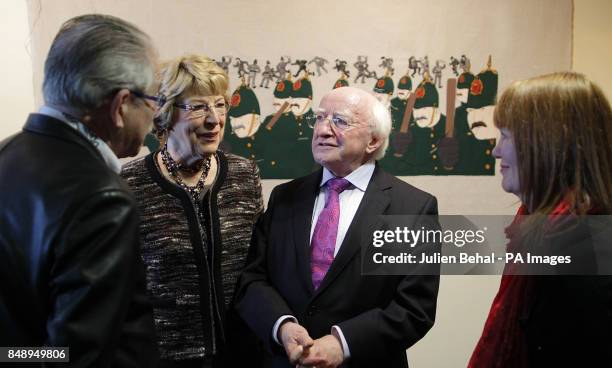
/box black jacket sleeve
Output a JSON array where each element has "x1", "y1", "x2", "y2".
[
  {"x1": 45, "y1": 189, "x2": 157, "y2": 367},
  {"x1": 234, "y1": 187, "x2": 295, "y2": 353}
]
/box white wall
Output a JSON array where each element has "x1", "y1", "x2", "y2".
[
  {"x1": 0, "y1": 0, "x2": 34, "y2": 138},
  {"x1": 573, "y1": 0, "x2": 612, "y2": 100}
]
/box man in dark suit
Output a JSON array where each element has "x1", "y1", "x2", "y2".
[
  {"x1": 236, "y1": 87, "x2": 440, "y2": 368},
  {"x1": 0, "y1": 14, "x2": 160, "y2": 366}
]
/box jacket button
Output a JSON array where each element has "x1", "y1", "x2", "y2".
[{"x1": 307, "y1": 306, "x2": 319, "y2": 316}]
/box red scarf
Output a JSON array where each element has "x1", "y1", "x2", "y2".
[{"x1": 468, "y1": 201, "x2": 573, "y2": 368}]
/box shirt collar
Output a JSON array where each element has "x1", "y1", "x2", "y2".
[
  {"x1": 38, "y1": 105, "x2": 122, "y2": 174},
  {"x1": 319, "y1": 160, "x2": 375, "y2": 192}
]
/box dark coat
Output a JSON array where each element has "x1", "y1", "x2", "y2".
[
  {"x1": 0, "y1": 114, "x2": 158, "y2": 367},
  {"x1": 521, "y1": 217, "x2": 612, "y2": 367},
  {"x1": 235, "y1": 165, "x2": 440, "y2": 368}
]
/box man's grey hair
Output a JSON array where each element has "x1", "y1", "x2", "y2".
[
  {"x1": 43, "y1": 14, "x2": 156, "y2": 112},
  {"x1": 369, "y1": 98, "x2": 392, "y2": 160}
]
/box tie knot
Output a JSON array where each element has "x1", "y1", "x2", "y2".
[{"x1": 327, "y1": 177, "x2": 351, "y2": 193}]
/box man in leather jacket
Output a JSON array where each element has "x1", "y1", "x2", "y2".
[{"x1": 0, "y1": 14, "x2": 160, "y2": 367}]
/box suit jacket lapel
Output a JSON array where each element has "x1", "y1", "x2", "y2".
[
  {"x1": 292, "y1": 169, "x2": 322, "y2": 295},
  {"x1": 314, "y1": 165, "x2": 392, "y2": 297}
]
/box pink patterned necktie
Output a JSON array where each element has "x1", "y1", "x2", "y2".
[{"x1": 311, "y1": 177, "x2": 352, "y2": 290}]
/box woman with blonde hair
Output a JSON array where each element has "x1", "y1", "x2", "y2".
[
  {"x1": 469, "y1": 71, "x2": 612, "y2": 367},
  {"x1": 121, "y1": 54, "x2": 263, "y2": 367}
]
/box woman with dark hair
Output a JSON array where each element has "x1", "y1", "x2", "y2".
[
  {"x1": 121, "y1": 54, "x2": 263, "y2": 367},
  {"x1": 469, "y1": 71, "x2": 612, "y2": 367}
]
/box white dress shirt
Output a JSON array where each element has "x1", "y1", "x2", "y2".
[
  {"x1": 38, "y1": 106, "x2": 122, "y2": 174},
  {"x1": 310, "y1": 161, "x2": 375, "y2": 255},
  {"x1": 273, "y1": 161, "x2": 376, "y2": 359}
]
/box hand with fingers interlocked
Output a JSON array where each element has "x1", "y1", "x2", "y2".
[
  {"x1": 279, "y1": 321, "x2": 315, "y2": 365},
  {"x1": 297, "y1": 334, "x2": 344, "y2": 368}
]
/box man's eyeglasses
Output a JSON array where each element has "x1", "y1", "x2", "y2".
[
  {"x1": 174, "y1": 101, "x2": 228, "y2": 119},
  {"x1": 306, "y1": 112, "x2": 359, "y2": 131},
  {"x1": 130, "y1": 90, "x2": 166, "y2": 110}
]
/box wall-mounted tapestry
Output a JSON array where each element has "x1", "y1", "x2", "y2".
[{"x1": 27, "y1": 0, "x2": 572, "y2": 181}]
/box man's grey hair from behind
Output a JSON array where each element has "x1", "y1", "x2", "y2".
[
  {"x1": 369, "y1": 98, "x2": 391, "y2": 160},
  {"x1": 42, "y1": 14, "x2": 157, "y2": 113}
]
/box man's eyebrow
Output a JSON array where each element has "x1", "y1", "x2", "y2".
[
  {"x1": 316, "y1": 107, "x2": 352, "y2": 116},
  {"x1": 183, "y1": 96, "x2": 225, "y2": 104}
]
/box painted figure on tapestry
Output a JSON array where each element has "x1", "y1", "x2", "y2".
[
  {"x1": 372, "y1": 75, "x2": 394, "y2": 109},
  {"x1": 334, "y1": 59, "x2": 350, "y2": 78},
  {"x1": 260, "y1": 60, "x2": 275, "y2": 88},
  {"x1": 309, "y1": 56, "x2": 329, "y2": 76},
  {"x1": 222, "y1": 80, "x2": 262, "y2": 163},
  {"x1": 248, "y1": 59, "x2": 261, "y2": 88},
  {"x1": 290, "y1": 76, "x2": 317, "y2": 176},
  {"x1": 379, "y1": 74, "x2": 414, "y2": 175},
  {"x1": 276, "y1": 56, "x2": 291, "y2": 82},
  {"x1": 457, "y1": 57, "x2": 498, "y2": 175}
]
